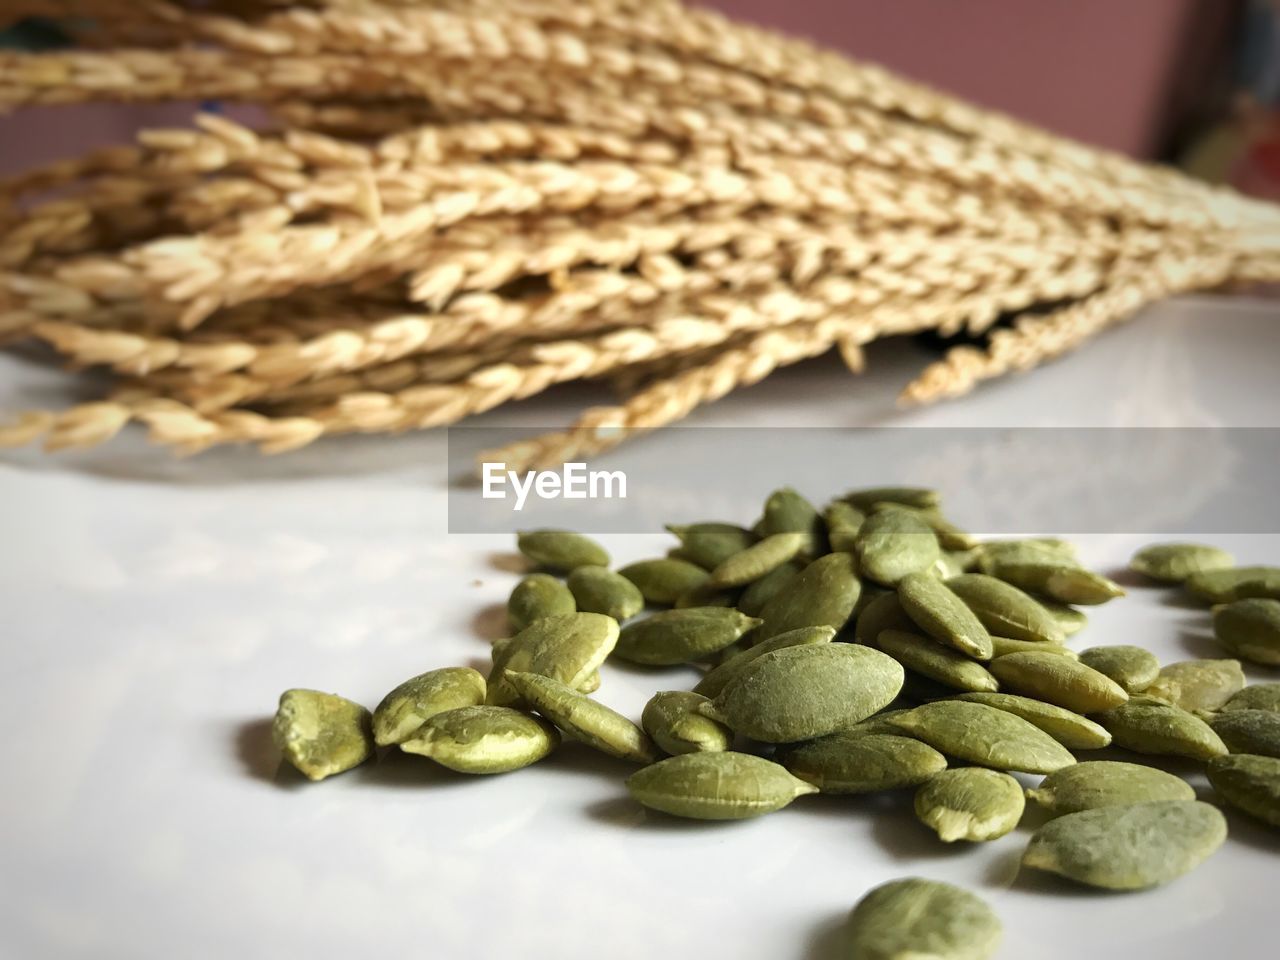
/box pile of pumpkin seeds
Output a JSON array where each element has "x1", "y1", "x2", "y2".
[{"x1": 273, "y1": 488, "x2": 1280, "y2": 959}]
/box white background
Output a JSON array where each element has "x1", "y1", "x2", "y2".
[{"x1": 1, "y1": 295, "x2": 1278, "y2": 959}]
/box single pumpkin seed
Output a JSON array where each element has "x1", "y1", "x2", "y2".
[
  {"x1": 988, "y1": 651, "x2": 1128, "y2": 713},
  {"x1": 507, "y1": 573, "x2": 576, "y2": 632},
  {"x1": 897, "y1": 572, "x2": 993, "y2": 659},
  {"x1": 751, "y1": 551, "x2": 862, "y2": 645},
  {"x1": 372, "y1": 667, "x2": 487, "y2": 746},
  {"x1": 887, "y1": 700, "x2": 1076, "y2": 774},
  {"x1": 843, "y1": 486, "x2": 942, "y2": 511},
  {"x1": 273, "y1": 689, "x2": 374, "y2": 782},
  {"x1": 566, "y1": 566, "x2": 644, "y2": 621},
  {"x1": 780, "y1": 732, "x2": 947, "y2": 794},
  {"x1": 986, "y1": 561, "x2": 1124, "y2": 605},
  {"x1": 1221, "y1": 683, "x2": 1280, "y2": 713},
  {"x1": 400, "y1": 705, "x2": 559, "y2": 774},
  {"x1": 693, "y1": 624, "x2": 836, "y2": 698},
  {"x1": 487, "y1": 612, "x2": 619, "y2": 707},
  {"x1": 847, "y1": 877, "x2": 1001, "y2": 960},
  {"x1": 613, "y1": 607, "x2": 760, "y2": 666},
  {"x1": 855, "y1": 509, "x2": 941, "y2": 586},
  {"x1": 759, "y1": 486, "x2": 824, "y2": 554},
  {"x1": 1077, "y1": 645, "x2": 1160, "y2": 695},
  {"x1": 1214, "y1": 598, "x2": 1280, "y2": 666},
  {"x1": 952, "y1": 692, "x2": 1111, "y2": 750},
  {"x1": 625, "y1": 751, "x2": 816, "y2": 820},
  {"x1": 1208, "y1": 709, "x2": 1280, "y2": 758},
  {"x1": 1038, "y1": 599, "x2": 1088, "y2": 636},
  {"x1": 823, "y1": 500, "x2": 866, "y2": 553},
  {"x1": 1184, "y1": 565, "x2": 1280, "y2": 604},
  {"x1": 517, "y1": 529, "x2": 609, "y2": 572},
  {"x1": 870, "y1": 501, "x2": 979, "y2": 551},
  {"x1": 736, "y1": 559, "x2": 802, "y2": 617},
  {"x1": 1130, "y1": 542, "x2": 1235, "y2": 583},
  {"x1": 946, "y1": 573, "x2": 1065, "y2": 644},
  {"x1": 616, "y1": 558, "x2": 709, "y2": 606},
  {"x1": 1094, "y1": 698, "x2": 1228, "y2": 761},
  {"x1": 1206, "y1": 753, "x2": 1280, "y2": 828},
  {"x1": 700, "y1": 644, "x2": 904, "y2": 743},
  {"x1": 877, "y1": 629, "x2": 999, "y2": 693},
  {"x1": 666, "y1": 523, "x2": 757, "y2": 570},
  {"x1": 1144, "y1": 659, "x2": 1245, "y2": 712},
  {"x1": 978, "y1": 539, "x2": 1079, "y2": 571},
  {"x1": 914, "y1": 768, "x2": 1024, "y2": 842},
  {"x1": 1022, "y1": 801, "x2": 1227, "y2": 890},
  {"x1": 989, "y1": 636, "x2": 1079, "y2": 660},
  {"x1": 503, "y1": 671, "x2": 656, "y2": 763},
  {"x1": 706, "y1": 531, "x2": 808, "y2": 589},
  {"x1": 1025, "y1": 761, "x2": 1194, "y2": 815},
  {"x1": 641, "y1": 691, "x2": 732, "y2": 756},
  {"x1": 853, "y1": 590, "x2": 914, "y2": 646}
]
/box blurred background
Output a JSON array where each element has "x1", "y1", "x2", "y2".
[{"x1": 2, "y1": 0, "x2": 1279, "y2": 194}]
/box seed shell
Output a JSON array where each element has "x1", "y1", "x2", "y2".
[
  {"x1": 898, "y1": 572, "x2": 994, "y2": 659},
  {"x1": 854, "y1": 509, "x2": 941, "y2": 586},
  {"x1": 751, "y1": 551, "x2": 862, "y2": 645},
  {"x1": 847, "y1": 878, "x2": 1001, "y2": 960},
  {"x1": 517, "y1": 529, "x2": 609, "y2": 572},
  {"x1": 1206, "y1": 754, "x2": 1280, "y2": 828},
  {"x1": 1144, "y1": 659, "x2": 1245, "y2": 713},
  {"x1": 507, "y1": 573, "x2": 576, "y2": 632},
  {"x1": 988, "y1": 651, "x2": 1128, "y2": 713},
  {"x1": 1077, "y1": 645, "x2": 1160, "y2": 695},
  {"x1": 1025, "y1": 761, "x2": 1194, "y2": 815},
  {"x1": 952, "y1": 692, "x2": 1111, "y2": 750},
  {"x1": 614, "y1": 607, "x2": 760, "y2": 666},
  {"x1": 914, "y1": 768, "x2": 1024, "y2": 842},
  {"x1": 1208, "y1": 709, "x2": 1280, "y2": 759},
  {"x1": 625, "y1": 752, "x2": 817, "y2": 820},
  {"x1": 503, "y1": 671, "x2": 656, "y2": 763},
  {"x1": 641, "y1": 691, "x2": 732, "y2": 756},
  {"x1": 488, "y1": 612, "x2": 619, "y2": 706},
  {"x1": 693, "y1": 624, "x2": 836, "y2": 698},
  {"x1": 877, "y1": 629, "x2": 998, "y2": 693},
  {"x1": 400, "y1": 705, "x2": 560, "y2": 774},
  {"x1": 372, "y1": 667, "x2": 487, "y2": 746},
  {"x1": 1130, "y1": 542, "x2": 1235, "y2": 583},
  {"x1": 707, "y1": 531, "x2": 808, "y2": 588},
  {"x1": 616, "y1": 558, "x2": 709, "y2": 606},
  {"x1": 1094, "y1": 698, "x2": 1228, "y2": 761},
  {"x1": 780, "y1": 732, "x2": 947, "y2": 794},
  {"x1": 887, "y1": 700, "x2": 1076, "y2": 774},
  {"x1": 273, "y1": 689, "x2": 374, "y2": 782},
  {"x1": 946, "y1": 573, "x2": 1065, "y2": 644},
  {"x1": 1214, "y1": 598, "x2": 1280, "y2": 666}
]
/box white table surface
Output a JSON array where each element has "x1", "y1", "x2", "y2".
[{"x1": 1, "y1": 294, "x2": 1278, "y2": 960}]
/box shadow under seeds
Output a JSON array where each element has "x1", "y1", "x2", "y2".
[
  {"x1": 354, "y1": 748, "x2": 485, "y2": 790},
  {"x1": 801, "y1": 912, "x2": 848, "y2": 960},
  {"x1": 488, "y1": 552, "x2": 529, "y2": 574},
  {"x1": 1103, "y1": 567, "x2": 1151, "y2": 591},
  {"x1": 472, "y1": 603, "x2": 510, "y2": 642},
  {"x1": 235, "y1": 717, "x2": 290, "y2": 786},
  {"x1": 869, "y1": 806, "x2": 981, "y2": 862},
  {"x1": 584, "y1": 795, "x2": 757, "y2": 832},
  {"x1": 1175, "y1": 626, "x2": 1220, "y2": 659}
]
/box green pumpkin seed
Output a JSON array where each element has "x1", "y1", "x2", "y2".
[
  {"x1": 853, "y1": 590, "x2": 914, "y2": 647},
  {"x1": 870, "y1": 502, "x2": 979, "y2": 551},
  {"x1": 1025, "y1": 761, "x2": 1194, "y2": 815},
  {"x1": 898, "y1": 572, "x2": 993, "y2": 659},
  {"x1": 736, "y1": 560, "x2": 802, "y2": 616},
  {"x1": 759, "y1": 486, "x2": 824, "y2": 553},
  {"x1": 887, "y1": 700, "x2": 1076, "y2": 774},
  {"x1": 989, "y1": 636, "x2": 1079, "y2": 660},
  {"x1": 625, "y1": 752, "x2": 816, "y2": 819},
  {"x1": 751, "y1": 551, "x2": 862, "y2": 645},
  {"x1": 273, "y1": 689, "x2": 374, "y2": 782},
  {"x1": 706, "y1": 531, "x2": 808, "y2": 589},
  {"x1": 1094, "y1": 698, "x2": 1228, "y2": 761},
  {"x1": 978, "y1": 539, "x2": 1079, "y2": 571},
  {"x1": 847, "y1": 878, "x2": 1001, "y2": 960},
  {"x1": 823, "y1": 500, "x2": 866, "y2": 553},
  {"x1": 372, "y1": 667, "x2": 487, "y2": 746},
  {"x1": 781, "y1": 732, "x2": 947, "y2": 794},
  {"x1": 400, "y1": 705, "x2": 559, "y2": 774},
  {"x1": 986, "y1": 562, "x2": 1124, "y2": 605},
  {"x1": 1208, "y1": 709, "x2": 1280, "y2": 758},
  {"x1": 1214, "y1": 598, "x2": 1280, "y2": 666},
  {"x1": 1206, "y1": 753, "x2": 1280, "y2": 828},
  {"x1": 1185, "y1": 565, "x2": 1280, "y2": 604},
  {"x1": 517, "y1": 529, "x2": 609, "y2": 572},
  {"x1": 914, "y1": 768, "x2": 1024, "y2": 842},
  {"x1": 1022, "y1": 801, "x2": 1227, "y2": 890},
  {"x1": 877, "y1": 629, "x2": 998, "y2": 693},
  {"x1": 843, "y1": 486, "x2": 941, "y2": 511},
  {"x1": 577, "y1": 670, "x2": 601, "y2": 694},
  {"x1": 988, "y1": 651, "x2": 1128, "y2": 713},
  {"x1": 1222, "y1": 683, "x2": 1280, "y2": 714},
  {"x1": 613, "y1": 607, "x2": 760, "y2": 666},
  {"x1": 674, "y1": 581, "x2": 740, "y2": 609},
  {"x1": 1130, "y1": 542, "x2": 1235, "y2": 583},
  {"x1": 1077, "y1": 645, "x2": 1160, "y2": 695},
  {"x1": 946, "y1": 573, "x2": 1065, "y2": 644},
  {"x1": 855, "y1": 509, "x2": 941, "y2": 586},
  {"x1": 700, "y1": 644, "x2": 904, "y2": 743},
  {"x1": 1145, "y1": 659, "x2": 1245, "y2": 713},
  {"x1": 934, "y1": 548, "x2": 981, "y2": 579},
  {"x1": 641, "y1": 691, "x2": 732, "y2": 756},
  {"x1": 488, "y1": 612, "x2": 619, "y2": 707},
  {"x1": 1038, "y1": 600, "x2": 1088, "y2": 636},
  {"x1": 616, "y1": 558, "x2": 709, "y2": 606},
  {"x1": 952, "y1": 692, "x2": 1111, "y2": 750},
  {"x1": 666, "y1": 523, "x2": 757, "y2": 570},
  {"x1": 503, "y1": 671, "x2": 656, "y2": 763},
  {"x1": 507, "y1": 573, "x2": 576, "y2": 632},
  {"x1": 566, "y1": 566, "x2": 644, "y2": 621},
  {"x1": 693, "y1": 624, "x2": 835, "y2": 698}
]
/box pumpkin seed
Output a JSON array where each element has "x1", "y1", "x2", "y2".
[
  {"x1": 674, "y1": 581, "x2": 740, "y2": 609},
  {"x1": 1221, "y1": 683, "x2": 1280, "y2": 714},
  {"x1": 847, "y1": 878, "x2": 1001, "y2": 960},
  {"x1": 1025, "y1": 761, "x2": 1194, "y2": 815},
  {"x1": 641, "y1": 691, "x2": 732, "y2": 756},
  {"x1": 934, "y1": 548, "x2": 981, "y2": 579},
  {"x1": 507, "y1": 573, "x2": 576, "y2": 632},
  {"x1": 1130, "y1": 542, "x2": 1235, "y2": 583},
  {"x1": 780, "y1": 732, "x2": 947, "y2": 794},
  {"x1": 1208, "y1": 709, "x2": 1280, "y2": 759},
  {"x1": 887, "y1": 700, "x2": 1076, "y2": 774},
  {"x1": 915, "y1": 768, "x2": 1024, "y2": 842},
  {"x1": 1184, "y1": 565, "x2": 1280, "y2": 604},
  {"x1": 855, "y1": 509, "x2": 941, "y2": 586},
  {"x1": 843, "y1": 486, "x2": 942, "y2": 511},
  {"x1": 503, "y1": 671, "x2": 656, "y2": 763},
  {"x1": 517, "y1": 529, "x2": 609, "y2": 572},
  {"x1": 1094, "y1": 698, "x2": 1228, "y2": 761},
  {"x1": 946, "y1": 573, "x2": 1065, "y2": 644},
  {"x1": 853, "y1": 590, "x2": 914, "y2": 647},
  {"x1": 988, "y1": 651, "x2": 1128, "y2": 713},
  {"x1": 870, "y1": 502, "x2": 979, "y2": 551},
  {"x1": 665, "y1": 523, "x2": 756, "y2": 570},
  {"x1": 693, "y1": 624, "x2": 836, "y2": 698},
  {"x1": 1144, "y1": 659, "x2": 1245, "y2": 713},
  {"x1": 566, "y1": 566, "x2": 644, "y2": 621},
  {"x1": 759, "y1": 486, "x2": 824, "y2": 554},
  {"x1": 372, "y1": 667, "x2": 486, "y2": 746},
  {"x1": 751, "y1": 551, "x2": 861, "y2": 645},
  {"x1": 979, "y1": 538, "x2": 1079, "y2": 565},
  {"x1": 877, "y1": 629, "x2": 999, "y2": 693},
  {"x1": 578, "y1": 670, "x2": 601, "y2": 694},
  {"x1": 1077, "y1": 645, "x2": 1160, "y2": 695},
  {"x1": 616, "y1": 558, "x2": 709, "y2": 606},
  {"x1": 1038, "y1": 600, "x2": 1088, "y2": 636},
  {"x1": 1214, "y1": 598, "x2": 1280, "y2": 666},
  {"x1": 823, "y1": 500, "x2": 866, "y2": 553},
  {"x1": 400, "y1": 705, "x2": 559, "y2": 774},
  {"x1": 952, "y1": 692, "x2": 1111, "y2": 750},
  {"x1": 706, "y1": 531, "x2": 808, "y2": 589},
  {"x1": 986, "y1": 561, "x2": 1124, "y2": 605},
  {"x1": 898, "y1": 572, "x2": 993, "y2": 659},
  {"x1": 625, "y1": 751, "x2": 816, "y2": 819},
  {"x1": 487, "y1": 612, "x2": 619, "y2": 707},
  {"x1": 1022, "y1": 801, "x2": 1227, "y2": 890},
  {"x1": 1206, "y1": 753, "x2": 1280, "y2": 828},
  {"x1": 273, "y1": 689, "x2": 374, "y2": 782},
  {"x1": 614, "y1": 607, "x2": 760, "y2": 666},
  {"x1": 989, "y1": 636, "x2": 1079, "y2": 660},
  {"x1": 736, "y1": 559, "x2": 802, "y2": 616},
  {"x1": 700, "y1": 644, "x2": 904, "y2": 743}
]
